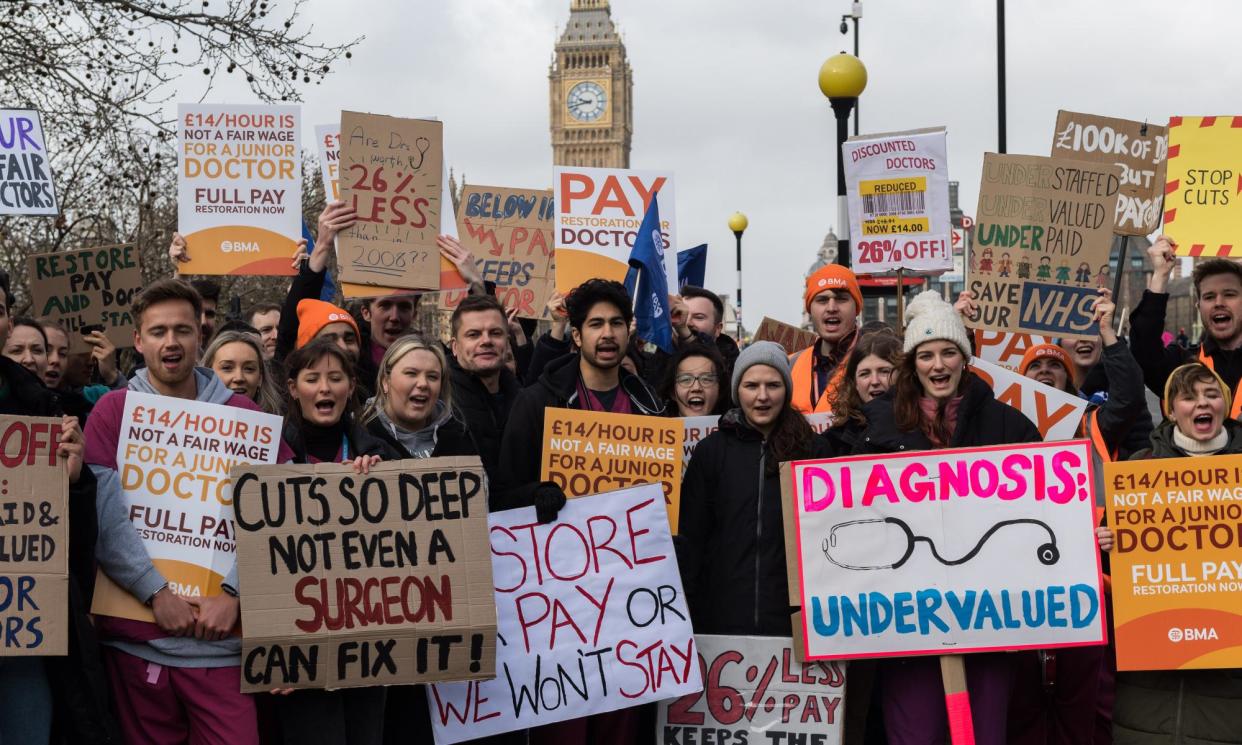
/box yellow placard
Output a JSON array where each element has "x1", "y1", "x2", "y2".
[{"x1": 1165, "y1": 116, "x2": 1242, "y2": 257}]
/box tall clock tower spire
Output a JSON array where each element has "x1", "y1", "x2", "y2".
[{"x1": 549, "y1": 0, "x2": 633, "y2": 168}]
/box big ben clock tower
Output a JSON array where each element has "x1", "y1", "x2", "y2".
[{"x1": 550, "y1": 0, "x2": 633, "y2": 168}]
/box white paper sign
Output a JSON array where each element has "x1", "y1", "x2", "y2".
[
  {"x1": 0, "y1": 109, "x2": 58, "y2": 215},
  {"x1": 314, "y1": 123, "x2": 340, "y2": 202},
  {"x1": 970, "y1": 356, "x2": 1087, "y2": 441},
  {"x1": 972, "y1": 330, "x2": 1053, "y2": 373},
  {"x1": 427, "y1": 484, "x2": 701, "y2": 743}
]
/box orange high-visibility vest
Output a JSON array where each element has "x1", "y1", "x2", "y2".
[
  {"x1": 790, "y1": 343, "x2": 851, "y2": 414},
  {"x1": 1198, "y1": 348, "x2": 1242, "y2": 418},
  {"x1": 1080, "y1": 408, "x2": 1117, "y2": 463}
]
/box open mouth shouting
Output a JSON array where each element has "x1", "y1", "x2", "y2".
[
  {"x1": 1191, "y1": 411, "x2": 1218, "y2": 436},
  {"x1": 159, "y1": 348, "x2": 185, "y2": 373},
  {"x1": 1209, "y1": 310, "x2": 1235, "y2": 336},
  {"x1": 682, "y1": 391, "x2": 709, "y2": 415},
  {"x1": 820, "y1": 312, "x2": 844, "y2": 337},
  {"x1": 311, "y1": 397, "x2": 340, "y2": 423},
  {"x1": 595, "y1": 340, "x2": 620, "y2": 362},
  {"x1": 927, "y1": 371, "x2": 954, "y2": 394}
]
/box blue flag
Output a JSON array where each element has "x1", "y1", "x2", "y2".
[
  {"x1": 623, "y1": 193, "x2": 673, "y2": 354},
  {"x1": 677, "y1": 243, "x2": 707, "y2": 289},
  {"x1": 303, "y1": 221, "x2": 336, "y2": 302}
]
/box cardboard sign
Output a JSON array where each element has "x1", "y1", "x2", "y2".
[
  {"x1": 1051, "y1": 111, "x2": 1168, "y2": 236},
  {"x1": 969, "y1": 357, "x2": 1087, "y2": 440},
  {"x1": 27, "y1": 244, "x2": 143, "y2": 353},
  {"x1": 658, "y1": 635, "x2": 846, "y2": 745},
  {"x1": 233, "y1": 457, "x2": 495, "y2": 691},
  {"x1": 754, "y1": 316, "x2": 817, "y2": 355},
  {"x1": 540, "y1": 409, "x2": 683, "y2": 533},
  {"x1": 176, "y1": 104, "x2": 301, "y2": 275},
  {"x1": 972, "y1": 330, "x2": 1053, "y2": 373},
  {"x1": 783, "y1": 441, "x2": 1107, "y2": 660},
  {"x1": 0, "y1": 109, "x2": 58, "y2": 215},
  {"x1": 1164, "y1": 116, "x2": 1242, "y2": 257},
  {"x1": 0, "y1": 416, "x2": 69, "y2": 656},
  {"x1": 428, "y1": 484, "x2": 702, "y2": 743},
  {"x1": 337, "y1": 112, "x2": 444, "y2": 291},
  {"x1": 90, "y1": 394, "x2": 283, "y2": 622},
  {"x1": 1104, "y1": 455, "x2": 1242, "y2": 670},
  {"x1": 969, "y1": 154, "x2": 1120, "y2": 339},
  {"x1": 844, "y1": 127, "x2": 953, "y2": 274},
  {"x1": 553, "y1": 166, "x2": 676, "y2": 292},
  {"x1": 439, "y1": 185, "x2": 557, "y2": 320}
]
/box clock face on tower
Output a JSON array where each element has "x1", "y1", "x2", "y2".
[{"x1": 567, "y1": 80, "x2": 607, "y2": 123}]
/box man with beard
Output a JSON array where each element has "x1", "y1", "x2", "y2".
[
  {"x1": 447, "y1": 294, "x2": 520, "y2": 484},
  {"x1": 790, "y1": 264, "x2": 863, "y2": 414},
  {"x1": 1131, "y1": 234, "x2": 1242, "y2": 414}
]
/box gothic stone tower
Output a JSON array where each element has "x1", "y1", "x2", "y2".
[{"x1": 549, "y1": 0, "x2": 633, "y2": 168}]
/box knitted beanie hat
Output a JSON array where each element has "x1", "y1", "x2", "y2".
[
  {"x1": 296, "y1": 299, "x2": 360, "y2": 350},
  {"x1": 731, "y1": 341, "x2": 794, "y2": 406},
  {"x1": 1018, "y1": 343, "x2": 1078, "y2": 387},
  {"x1": 804, "y1": 264, "x2": 863, "y2": 312},
  {"x1": 902, "y1": 290, "x2": 971, "y2": 356}
]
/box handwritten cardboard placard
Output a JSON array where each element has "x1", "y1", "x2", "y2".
[
  {"x1": 0, "y1": 416, "x2": 69, "y2": 656},
  {"x1": 0, "y1": 109, "x2": 58, "y2": 215},
  {"x1": 27, "y1": 244, "x2": 143, "y2": 353},
  {"x1": 969, "y1": 357, "x2": 1087, "y2": 440},
  {"x1": 439, "y1": 185, "x2": 557, "y2": 320},
  {"x1": 968, "y1": 154, "x2": 1120, "y2": 339},
  {"x1": 176, "y1": 104, "x2": 300, "y2": 275},
  {"x1": 90, "y1": 393, "x2": 283, "y2": 623},
  {"x1": 337, "y1": 112, "x2": 443, "y2": 291},
  {"x1": 658, "y1": 635, "x2": 846, "y2": 745},
  {"x1": 553, "y1": 166, "x2": 676, "y2": 292},
  {"x1": 1163, "y1": 116, "x2": 1242, "y2": 257},
  {"x1": 233, "y1": 457, "x2": 495, "y2": 691},
  {"x1": 754, "y1": 317, "x2": 817, "y2": 355},
  {"x1": 540, "y1": 408, "x2": 683, "y2": 533},
  {"x1": 428, "y1": 484, "x2": 702, "y2": 743},
  {"x1": 1051, "y1": 110, "x2": 1168, "y2": 236},
  {"x1": 783, "y1": 441, "x2": 1106, "y2": 660},
  {"x1": 1105, "y1": 455, "x2": 1242, "y2": 670},
  {"x1": 844, "y1": 127, "x2": 952, "y2": 274}
]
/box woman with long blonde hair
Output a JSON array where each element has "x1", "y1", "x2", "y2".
[{"x1": 202, "y1": 330, "x2": 284, "y2": 415}]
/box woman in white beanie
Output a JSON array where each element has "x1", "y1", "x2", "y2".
[{"x1": 841, "y1": 290, "x2": 1040, "y2": 745}]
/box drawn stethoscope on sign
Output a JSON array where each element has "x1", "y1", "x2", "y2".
[{"x1": 821, "y1": 517, "x2": 1060, "y2": 571}]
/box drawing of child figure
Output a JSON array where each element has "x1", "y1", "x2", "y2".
[
  {"x1": 978, "y1": 248, "x2": 994, "y2": 272},
  {"x1": 1055, "y1": 260, "x2": 1072, "y2": 285},
  {"x1": 1075, "y1": 261, "x2": 1092, "y2": 284},
  {"x1": 1096, "y1": 264, "x2": 1111, "y2": 287},
  {"x1": 998, "y1": 252, "x2": 1012, "y2": 277},
  {"x1": 1017, "y1": 257, "x2": 1031, "y2": 279},
  {"x1": 1036, "y1": 256, "x2": 1052, "y2": 280}
]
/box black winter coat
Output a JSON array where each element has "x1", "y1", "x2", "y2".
[
  {"x1": 446, "y1": 353, "x2": 518, "y2": 481},
  {"x1": 1080, "y1": 339, "x2": 1155, "y2": 460},
  {"x1": 678, "y1": 408, "x2": 832, "y2": 636},
  {"x1": 1130, "y1": 288, "x2": 1242, "y2": 399},
  {"x1": 281, "y1": 413, "x2": 399, "y2": 464}
]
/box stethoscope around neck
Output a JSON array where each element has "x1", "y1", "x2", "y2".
[{"x1": 821, "y1": 517, "x2": 1060, "y2": 571}]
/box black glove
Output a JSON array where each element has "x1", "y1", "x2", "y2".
[{"x1": 533, "y1": 481, "x2": 567, "y2": 524}]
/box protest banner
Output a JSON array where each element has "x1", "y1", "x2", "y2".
[
  {"x1": 553, "y1": 166, "x2": 676, "y2": 292},
  {"x1": 969, "y1": 153, "x2": 1120, "y2": 339},
  {"x1": 0, "y1": 109, "x2": 58, "y2": 215},
  {"x1": 1104, "y1": 455, "x2": 1242, "y2": 670},
  {"x1": 754, "y1": 316, "x2": 817, "y2": 356},
  {"x1": 176, "y1": 104, "x2": 301, "y2": 275},
  {"x1": 0, "y1": 416, "x2": 69, "y2": 656},
  {"x1": 541, "y1": 408, "x2": 683, "y2": 532},
  {"x1": 1163, "y1": 116, "x2": 1242, "y2": 257},
  {"x1": 969, "y1": 357, "x2": 1087, "y2": 440},
  {"x1": 90, "y1": 393, "x2": 283, "y2": 622},
  {"x1": 233, "y1": 457, "x2": 495, "y2": 691},
  {"x1": 658, "y1": 635, "x2": 846, "y2": 745},
  {"x1": 439, "y1": 185, "x2": 556, "y2": 320},
  {"x1": 428, "y1": 484, "x2": 701, "y2": 743},
  {"x1": 844, "y1": 127, "x2": 953, "y2": 274},
  {"x1": 314, "y1": 123, "x2": 340, "y2": 202},
  {"x1": 972, "y1": 330, "x2": 1053, "y2": 373},
  {"x1": 1051, "y1": 111, "x2": 1168, "y2": 236},
  {"x1": 783, "y1": 441, "x2": 1106, "y2": 660},
  {"x1": 337, "y1": 112, "x2": 444, "y2": 291},
  {"x1": 27, "y1": 244, "x2": 143, "y2": 353}
]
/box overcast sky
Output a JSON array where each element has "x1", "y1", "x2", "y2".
[{"x1": 188, "y1": 0, "x2": 1241, "y2": 330}]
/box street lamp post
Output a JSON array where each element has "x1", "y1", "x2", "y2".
[
  {"x1": 818, "y1": 52, "x2": 868, "y2": 270},
  {"x1": 839, "y1": 2, "x2": 862, "y2": 135},
  {"x1": 728, "y1": 211, "x2": 748, "y2": 338}
]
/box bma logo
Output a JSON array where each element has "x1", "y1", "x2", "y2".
[
  {"x1": 1168, "y1": 627, "x2": 1218, "y2": 643},
  {"x1": 221, "y1": 240, "x2": 260, "y2": 254}
]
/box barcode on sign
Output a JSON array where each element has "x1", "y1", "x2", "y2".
[{"x1": 862, "y1": 191, "x2": 925, "y2": 218}]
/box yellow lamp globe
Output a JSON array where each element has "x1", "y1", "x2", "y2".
[
  {"x1": 818, "y1": 52, "x2": 867, "y2": 99},
  {"x1": 728, "y1": 212, "x2": 749, "y2": 233}
]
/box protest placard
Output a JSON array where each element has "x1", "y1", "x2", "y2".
[
  {"x1": 972, "y1": 331, "x2": 1053, "y2": 373},
  {"x1": 681, "y1": 415, "x2": 720, "y2": 473},
  {"x1": 969, "y1": 357, "x2": 1087, "y2": 440},
  {"x1": 0, "y1": 109, "x2": 58, "y2": 215},
  {"x1": 1163, "y1": 116, "x2": 1242, "y2": 257},
  {"x1": 1051, "y1": 111, "x2": 1168, "y2": 236},
  {"x1": 553, "y1": 166, "x2": 676, "y2": 292},
  {"x1": 28, "y1": 244, "x2": 143, "y2": 353},
  {"x1": 658, "y1": 635, "x2": 846, "y2": 745},
  {"x1": 844, "y1": 127, "x2": 952, "y2": 274},
  {"x1": 0, "y1": 416, "x2": 69, "y2": 656},
  {"x1": 337, "y1": 112, "x2": 444, "y2": 291},
  {"x1": 541, "y1": 409, "x2": 683, "y2": 532},
  {"x1": 90, "y1": 393, "x2": 283, "y2": 622},
  {"x1": 1104, "y1": 455, "x2": 1242, "y2": 670},
  {"x1": 439, "y1": 185, "x2": 556, "y2": 320},
  {"x1": 314, "y1": 123, "x2": 340, "y2": 202},
  {"x1": 754, "y1": 316, "x2": 817, "y2": 356},
  {"x1": 783, "y1": 441, "x2": 1106, "y2": 660},
  {"x1": 428, "y1": 484, "x2": 701, "y2": 743},
  {"x1": 233, "y1": 457, "x2": 495, "y2": 691},
  {"x1": 176, "y1": 104, "x2": 301, "y2": 275},
  {"x1": 969, "y1": 154, "x2": 1120, "y2": 339}
]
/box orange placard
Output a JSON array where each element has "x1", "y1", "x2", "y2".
[{"x1": 1105, "y1": 455, "x2": 1242, "y2": 670}]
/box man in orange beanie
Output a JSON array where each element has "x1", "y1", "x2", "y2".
[{"x1": 790, "y1": 264, "x2": 863, "y2": 413}]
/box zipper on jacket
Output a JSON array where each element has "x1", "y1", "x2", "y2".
[
  {"x1": 754, "y1": 442, "x2": 765, "y2": 630},
  {"x1": 1173, "y1": 677, "x2": 1184, "y2": 744}
]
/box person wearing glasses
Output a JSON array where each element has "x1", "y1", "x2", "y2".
[{"x1": 660, "y1": 342, "x2": 731, "y2": 417}]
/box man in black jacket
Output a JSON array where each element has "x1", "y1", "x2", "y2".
[
  {"x1": 673, "y1": 285, "x2": 740, "y2": 376},
  {"x1": 447, "y1": 294, "x2": 521, "y2": 483}
]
